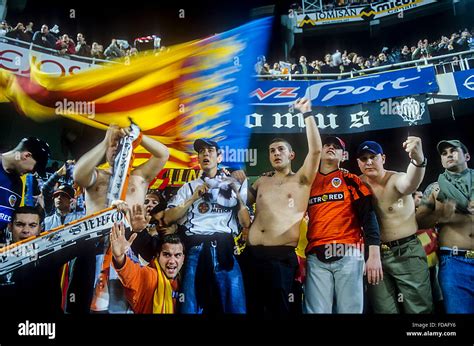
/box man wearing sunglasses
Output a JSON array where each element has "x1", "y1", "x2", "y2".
[{"x1": 356, "y1": 138, "x2": 433, "y2": 314}]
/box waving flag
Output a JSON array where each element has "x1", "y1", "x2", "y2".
[{"x1": 0, "y1": 17, "x2": 272, "y2": 169}]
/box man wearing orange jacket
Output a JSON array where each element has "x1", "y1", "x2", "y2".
[{"x1": 110, "y1": 219, "x2": 185, "y2": 314}]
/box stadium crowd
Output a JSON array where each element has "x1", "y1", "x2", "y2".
[
  {"x1": 0, "y1": 101, "x2": 472, "y2": 315},
  {"x1": 0, "y1": 9, "x2": 472, "y2": 316},
  {"x1": 0, "y1": 20, "x2": 157, "y2": 60},
  {"x1": 1, "y1": 18, "x2": 472, "y2": 74},
  {"x1": 256, "y1": 28, "x2": 474, "y2": 77}
]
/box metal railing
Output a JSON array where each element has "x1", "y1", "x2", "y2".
[
  {"x1": 0, "y1": 36, "x2": 117, "y2": 66},
  {"x1": 256, "y1": 50, "x2": 474, "y2": 80}
]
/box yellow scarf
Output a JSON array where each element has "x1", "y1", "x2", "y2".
[{"x1": 152, "y1": 259, "x2": 175, "y2": 314}]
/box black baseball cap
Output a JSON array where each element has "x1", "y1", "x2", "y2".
[
  {"x1": 357, "y1": 141, "x2": 384, "y2": 157},
  {"x1": 20, "y1": 137, "x2": 51, "y2": 175},
  {"x1": 53, "y1": 184, "x2": 75, "y2": 199},
  {"x1": 193, "y1": 138, "x2": 220, "y2": 153},
  {"x1": 436, "y1": 140, "x2": 469, "y2": 155},
  {"x1": 323, "y1": 136, "x2": 346, "y2": 151}
]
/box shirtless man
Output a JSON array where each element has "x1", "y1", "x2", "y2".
[
  {"x1": 72, "y1": 124, "x2": 169, "y2": 313},
  {"x1": 74, "y1": 125, "x2": 169, "y2": 214},
  {"x1": 416, "y1": 140, "x2": 473, "y2": 314},
  {"x1": 242, "y1": 98, "x2": 321, "y2": 315},
  {"x1": 357, "y1": 139, "x2": 433, "y2": 313}
]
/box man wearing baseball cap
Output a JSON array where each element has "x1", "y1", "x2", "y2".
[
  {"x1": 0, "y1": 137, "x2": 50, "y2": 244},
  {"x1": 304, "y1": 135, "x2": 382, "y2": 314},
  {"x1": 162, "y1": 137, "x2": 250, "y2": 314},
  {"x1": 356, "y1": 137, "x2": 433, "y2": 314},
  {"x1": 44, "y1": 184, "x2": 85, "y2": 231},
  {"x1": 416, "y1": 139, "x2": 473, "y2": 313}
]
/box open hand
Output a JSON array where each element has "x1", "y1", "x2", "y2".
[
  {"x1": 130, "y1": 204, "x2": 151, "y2": 232},
  {"x1": 110, "y1": 222, "x2": 137, "y2": 261}
]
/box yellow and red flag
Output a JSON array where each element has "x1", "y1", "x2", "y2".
[{"x1": 0, "y1": 18, "x2": 272, "y2": 169}]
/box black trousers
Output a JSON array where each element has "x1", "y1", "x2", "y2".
[{"x1": 241, "y1": 245, "x2": 298, "y2": 317}]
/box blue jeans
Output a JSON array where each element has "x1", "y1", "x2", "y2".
[
  {"x1": 439, "y1": 253, "x2": 474, "y2": 314},
  {"x1": 181, "y1": 243, "x2": 246, "y2": 314}
]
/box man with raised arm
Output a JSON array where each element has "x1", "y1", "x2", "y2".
[
  {"x1": 111, "y1": 222, "x2": 185, "y2": 314},
  {"x1": 304, "y1": 136, "x2": 382, "y2": 314},
  {"x1": 74, "y1": 124, "x2": 169, "y2": 214},
  {"x1": 416, "y1": 140, "x2": 473, "y2": 314},
  {"x1": 356, "y1": 138, "x2": 433, "y2": 313},
  {"x1": 72, "y1": 124, "x2": 169, "y2": 313},
  {"x1": 243, "y1": 98, "x2": 322, "y2": 316}
]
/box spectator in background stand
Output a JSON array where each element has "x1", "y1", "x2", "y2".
[
  {"x1": 341, "y1": 53, "x2": 357, "y2": 73},
  {"x1": 310, "y1": 60, "x2": 320, "y2": 74},
  {"x1": 5, "y1": 23, "x2": 29, "y2": 42},
  {"x1": 44, "y1": 184, "x2": 84, "y2": 231},
  {"x1": 0, "y1": 21, "x2": 9, "y2": 36},
  {"x1": 455, "y1": 30, "x2": 471, "y2": 52},
  {"x1": 354, "y1": 55, "x2": 366, "y2": 71},
  {"x1": 24, "y1": 22, "x2": 34, "y2": 41},
  {"x1": 399, "y1": 45, "x2": 412, "y2": 62},
  {"x1": 143, "y1": 190, "x2": 175, "y2": 237},
  {"x1": 104, "y1": 38, "x2": 125, "y2": 59},
  {"x1": 33, "y1": 24, "x2": 57, "y2": 49},
  {"x1": 377, "y1": 52, "x2": 390, "y2": 67},
  {"x1": 290, "y1": 63, "x2": 298, "y2": 75},
  {"x1": 468, "y1": 31, "x2": 474, "y2": 50},
  {"x1": 320, "y1": 54, "x2": 339, "y2": 74},
  {"x1": 76, "y1": 33, "x2": 91, "y2": 57},
  {"x1": 412, "y1": 39, "x2": 433, "y2": 60},
  {"x1": 295, "y1": 56, "x2": 315, "y2": 76},
  {"x1": 436, "y1": 36, "x2": 450, "y2": 56},
  {"x1": 260, "y1": 63, "x2": 271, "y2": 75},
  {"x1": 43, "y1": 182, "x2": 85, "y2": 314},
  {"x1": 254, "y1": 55, "x2": 266, "y2": 74},
  {"x1": 269, "y1": 63, "x2": 282, "y2": 76},
  {"x1": 55, "y1": 34, "x2": 76, "y2": 55},
  {"x1": 41, "y1": 160, "x2": 74, "y2": 216},
  {"x1": 91, "y1": 42, "x2": 105, "y2": 60}
]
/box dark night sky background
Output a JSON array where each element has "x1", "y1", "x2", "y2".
[{"x1": 5, "y1": 0, "x2": 290, "y2": 55}]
